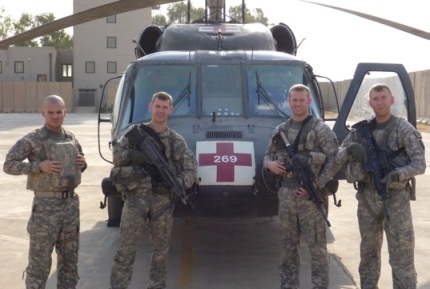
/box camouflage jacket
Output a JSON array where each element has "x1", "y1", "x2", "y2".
[
  {"x1": 264, "y1": 117, "x2": 338, "y2": 188},
  {"x1": 333, "y1": 116, "x2": 426, "y2": 189},
  {"x1": 111, "y1": 124, "x2": 197, "y2": 193},
  {"x1": 3, "y1": 126, "x2": 85, "y2": 192}
]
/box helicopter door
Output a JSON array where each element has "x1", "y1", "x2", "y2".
[{"x1": 333, "y1": 63, "x2": 416, "y2": 142}]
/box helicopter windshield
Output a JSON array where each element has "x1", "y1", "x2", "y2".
[
  {"x1": 202, "y1": 64, "x2": 243, "y2": 116},
  {"x1": 247, "y1": 64, "x2": 319, "y2": 116},
  {"x1": 120, "y1": 61, "x2": 319, "y2": 130},
  {"x1": 130, "y1": 64, "x2": 197, "y2": 123}
]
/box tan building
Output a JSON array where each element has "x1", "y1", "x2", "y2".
[
  {"x1": 0, "y1": 47, "x2": 58, "y2": 82},
  {"x1": 73, "y1": 0, "x2": 152, "y2": 108}
]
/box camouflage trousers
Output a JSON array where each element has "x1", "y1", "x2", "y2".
[
  {"x1": 26, "y1": 194, "x2": 80, "y2": 289},
  {"x1": 110, "y1": 190, "x2": 173, "y2": 289},
  {"x1": 357, "y1": 186, "x2": 416, "y2": 289},
  {"x1": 278, "y1": 186, "x2": 328, "y2": 289}
]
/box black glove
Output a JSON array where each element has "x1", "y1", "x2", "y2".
[{"x1": 347, "y1": 143, "x2": 365, "y2": 162}]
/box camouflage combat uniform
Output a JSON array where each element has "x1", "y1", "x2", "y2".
[
  {"x1": 3, "y1": 126, "x2": 85, "y2": 289},
  {"x1": 330, "y1": 116, "x2": 425, "y2": 289},
  {"x1": 110, "y1": 124, "x2": 196, "y2": 289},
  {"x1": 264, "y1": 117, "x2": 338, "y2": 289}
]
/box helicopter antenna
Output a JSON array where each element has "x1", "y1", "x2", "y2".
[
  {"x1": 187, "y1": 0, "x2": 191, "y2": 23},
  {"x1": 132, "y1": 39, "x2": 145, "y2": 57},
  {"x1": 242, "y1": 0, "x2": 246, "y2": 23},
  {"x1": 297, "y1": 38, "x2": 306, "y2": 49}
]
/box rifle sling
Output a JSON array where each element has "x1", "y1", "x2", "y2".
[
  {"x1": 369, "y1": 117, "x2": 405, "y2": 157},
  {"x1": 139, "y1": 124, "x2": 167, "y2": 160},
  {"x1": 356, "y1": 118, "x2": 403, "y2": 175},
  {"x1": 291, "y1": 115, "x2": 314, "y2": 154}
]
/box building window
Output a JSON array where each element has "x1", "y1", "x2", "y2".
[
  {"x1": 14, "y1": 61, "x2": 24, "y2": 73},
  {"x1": 85, "y1": 61, "x2": 96, "y2": 73},
  {"x1": 107, "y1": 15, "x2": 117, "y2": 23},
  {"x1": 62, "y1": 64, "x2": 73, "y2": 77},
  {"x1": 37, "y1": 74, "x2": 47, "y2": 82},
  {"x1": 107, "y1": 61, "x2": 117, "y2": 74},
  {"x1": 106, "y1": 36, "x2": 117, "y2": 49}
]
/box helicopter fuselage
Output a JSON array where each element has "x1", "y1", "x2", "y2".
[{"x1": 108, "y1": 49, "x2": 323, "y2": 217}]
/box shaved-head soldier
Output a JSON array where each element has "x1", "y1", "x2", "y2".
[{"x1": 3, "y1": 95, "x2": 87, "y2": 289}]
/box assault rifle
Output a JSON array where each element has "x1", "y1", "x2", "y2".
[
  {"x1": 278, "y1": 131, "x2": 331, "y2": 227},
  {"x1": 126, "y1": 125, "x2": 193, "y2": 212},
  {"x1": 352, "y1": 120, "x2": 392, "y2": 217}
]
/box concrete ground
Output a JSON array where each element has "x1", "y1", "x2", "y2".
[{"x1": 0, "y1": 113, "x2": 429, "y2": 289}]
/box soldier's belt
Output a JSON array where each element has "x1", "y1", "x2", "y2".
[
  {"x1": 282, "y1": 171, "x2": 294, "y2": 178},
  {"x1": 34, "y1": 191, "x2": 75, "y2": 199}
]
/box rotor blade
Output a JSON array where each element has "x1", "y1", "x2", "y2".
[
  {"x1": 300, "y1": 0, "x2": 430, "y2": 40},
  {"x1": 0, "y1": 0, "x2": 179, "y2": 49}
]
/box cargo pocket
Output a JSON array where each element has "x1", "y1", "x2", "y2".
[
  {"x1": 27, "y1": 199, "x2": 57, "y2": 238},
  {"x1": 27, "y1": 203, "x2": 38, "y2": 235}
]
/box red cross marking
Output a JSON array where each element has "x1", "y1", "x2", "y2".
[{"x1": 199, "y1": 143, "x2": 252, "y2": 182}]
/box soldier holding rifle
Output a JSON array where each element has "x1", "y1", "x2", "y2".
[
  {"x1": 264, "y1": 84, "x2": 338, "y2": 289},
  {"x1": 109, "y1": 91, "x2": 196, "y2": 289},
  {"x1": 324, "y1": 83, "x2": 425, "y2": 289}
]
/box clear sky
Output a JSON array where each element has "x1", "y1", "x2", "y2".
[{"x1": 1, "y1": 0, "x2": 429, "y2": 80}]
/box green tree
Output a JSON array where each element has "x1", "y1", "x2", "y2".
[
  {"x1": 254, "y1": 8, "x2": 268, "y2": 25},
  {"x1": 190, "y1": 7, "x2": 205, "y2": 22},
  {"x1": 35, "y1": 13, "x2": 73, "y2": 48},
  {"x1": 13, "y1": 13, "x2": 38, "y2": 47},
  {"x1": 152, "y1": 14, "x2": 167, "y2": 26},
  {"x1": 0, "y1": 7, "x2": 13, "y2": 39},
  {"x1": 166, "y1": 2, "x2": 205, "y2": 24},
  {"x1": 11, "y1": 12, "x2": 72, "y2": 48},
  {"x1": 167, "y1": 2, "x2": 188, "y2": 23},
  {"x1": 228, "y1": 5, "x2": 268, "y2": 25}
]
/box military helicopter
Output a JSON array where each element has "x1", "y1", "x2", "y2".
[{"x1": 0, "y1": 0, "x2": 422, "y2": 226}]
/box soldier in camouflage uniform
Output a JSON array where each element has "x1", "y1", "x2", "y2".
[
  {"x1": 110, "y1": 91, "x2": 197, "y2": 289},
  {"x1": 3, "y1": 95, "x2": 87, "y2": 289},
  {"x1": 322, "y1": 83, "x2": 425, "y2": 289},
  {"x1": 264, "y1": 84, "x2": 338, "y2": 289}
]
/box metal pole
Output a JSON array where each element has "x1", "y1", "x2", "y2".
[
  {"x1": 205, "y1": 0, "x2": 208, "y2": 22},
  {"x1": 49, "y1": 53, "x2": 52, "y2": 81},
  {"x1": 242, "y1": 0, "x2": 245, "y2": 23},
  {"x1": 223, "y1": 0, "x2": 226, "y2": 22},
  {"x1": 187, "y1": 0, "x2": 191, "y2": 23}
]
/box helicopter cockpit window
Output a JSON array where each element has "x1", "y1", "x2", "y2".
[
  {"x1": 247, "y1": 64, "x2": 318, "y2": 117},
  {"x1": 129, "y1": 64, "x2": 196, "y2": 123},
  {"x1": 202, "y1": 65, "x2": 243, "y2": 116}
]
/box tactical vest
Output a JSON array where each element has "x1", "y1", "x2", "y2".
[
  {"x1": 278, "y1": 117, "x2": 327, "y2": 177},
  {"x1": 356, "y1": 116, "x2": 410, "y2": 174},
  {"x1": 111, "y1": 124, "x2": 181, "y2": 195},
  {"x1": 27, "y1": 128, "x2": 81, "y2": 192},
  {"x1": 353, "y1": 116, "x2": 414, "y2": 195}
]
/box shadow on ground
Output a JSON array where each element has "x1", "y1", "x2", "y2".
[{"x1": 43, "y1": 218, "x2": 357, "y2": 289}]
